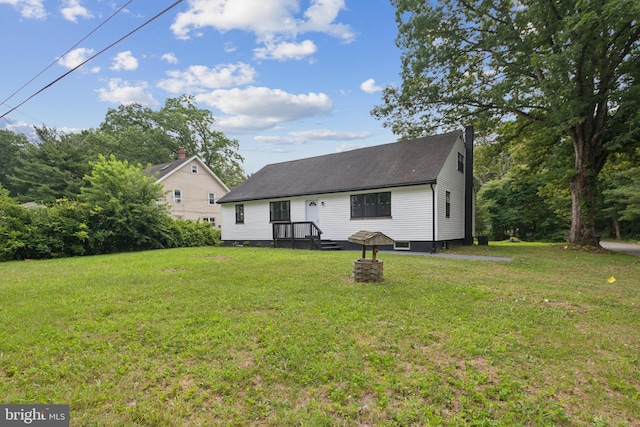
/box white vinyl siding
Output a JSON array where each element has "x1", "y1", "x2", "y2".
[
  {"x1": 221, "y1": 185, "x2": 435, "y2": 243},
  {"x1": 435, "y1": 135, "x2": 467, "y2": 241}
]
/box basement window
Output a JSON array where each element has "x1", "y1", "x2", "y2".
[{"x1": 394, "y1": 241, "x2": 411, "y2": 251}]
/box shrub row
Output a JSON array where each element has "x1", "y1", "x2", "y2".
[{"x1": 0, "y1": 194, "x2": 221, "y2": 261}]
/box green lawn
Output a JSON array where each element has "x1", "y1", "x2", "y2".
[{"x1": 1, "y1": 243, "x2": 639, "y2": 426}]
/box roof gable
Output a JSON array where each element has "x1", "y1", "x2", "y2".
[
  {"x1": 146, "y1": 156, "x2": 230, "y2": 192},
  {"x1": 218, "y1": 130, "x2": 462, "y2": 204}
]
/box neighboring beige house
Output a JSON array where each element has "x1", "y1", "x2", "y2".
[{"x1": 148, "y1": 149, "x2": 230, "y2": 227}]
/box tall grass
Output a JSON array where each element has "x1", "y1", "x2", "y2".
[{"x1": 1, "y1": 243, "x2": 638, "y2": 426}]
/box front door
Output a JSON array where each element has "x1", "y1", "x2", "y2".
[{"x1": 306, "y1": 200, "x2": 318, "y2": 225}]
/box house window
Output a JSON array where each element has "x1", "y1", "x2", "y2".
[
  {"x1": 202, "y1": 217, "x2": 216, "y2": 226},
  {"x1": 270, "y1": 200, "x2": 290, "y2": 222},
  {"x1": 394, "y1": 241, "x2": 411, "y2": 251},
  {"x1": 173, "y1": 188, "x2": 182, "y2": 203},
  {"x1": 191, "y1": 164, "x2": 198, "y2": 174},
  {"x1": 235, "y1": 204, "x2": 244, "y2": 224},
  {"x1": 350, "y1": 192, "x2": 391, "y2": 219},
  {"x1": 445, "y1": 191, "x2": 451, "y2": 218},
  {"x1": 208, "y1": 192, "x2": 216, "y2": 205},
  {"x1": 458, "y1": 153, "x2": 464, "y2": 172}
]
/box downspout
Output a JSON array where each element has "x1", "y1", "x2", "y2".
[
  {"x1": 431, "y1": 183, "x2": 436, "y2": 253},
  {"x1": 464, "y1": 124, "x2": 475, "y2": 245}
]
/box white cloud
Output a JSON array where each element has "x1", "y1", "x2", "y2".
[
  {"x1": 157, "y1": 62, "x2": 257, "y2": 94},
  {"x1": 336, "y1": 142, "x2": 368, "y2": 152},
  {"x1": 110, "y1": 51, "x2": 138, "y2": 71},
  {"x1": 60, "y1": 0, "x2": 92, "y2": 22},
  {"x1": 97, "y1": 78, "x2": 158, "y2": 107},
  {"x1": 1, "y1": 0, "x2": 46, "y2": 19},
  {"x1": 254, "y1": 39, "x2": 316, "y2": 60},
  {"x1": 255, "y1": 129, "x2": 371, "y2": 145},
  {"x1": 195, "y1": 86, "x2": 333, "y2": 132},
  {"x1": 161, "y1": 53, "x2": 178, "y2": 64},
  {"x1": 57, "y1": 47, "x2": 94, "y2": 69},
  {"x1": 299, "y1": 0, "x2": 355, "y2": 42},
  {"x1": 171, "y1": 0, "x2": 298, "y2": 39},
  {"x1": 171, "y1": 0, "x2": 354, "y2": 60},
  {"x1": 360, "y1": 78, "x2": 382, "y2": 93}
]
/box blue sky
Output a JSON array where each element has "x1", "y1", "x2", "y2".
[{"x1": 0, "y1": 0, "x2": 402, "y2": 174}]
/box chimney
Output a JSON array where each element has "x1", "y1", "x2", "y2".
[
  {"x1": 464, "y1": 124, "x2": 474, "y2": 245},
  {"x1": 178, "y1": 148, "x2": 186, "y2": 159}
]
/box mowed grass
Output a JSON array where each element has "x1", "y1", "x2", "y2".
[{"x1": 1, "y1": 243, "x2": 639, "y2": 426}]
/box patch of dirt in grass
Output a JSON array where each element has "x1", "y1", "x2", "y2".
[
  {"x1": 161, "y1": 268, "x2": 185, "y2": 273},
  {"x1": 542, "y1": 299, "x2": 588, "y2": 314},
  {"x1": 193, "y1": 255, "x2": 230, "y2": 261}
]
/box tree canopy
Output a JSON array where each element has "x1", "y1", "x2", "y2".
[
  {"x1": 98, "y1": 95, "x2": 246, "y2": 187},
  {"x1": 374, "y1": 0, "x2": 640, "y2": 245}
]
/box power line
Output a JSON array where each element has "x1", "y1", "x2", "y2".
[
  {"x1": 0, "y1": 0, "x2": 185, "y2": 120},
  {"x1": 0, "y1": 0, "x2": 134, "y2": 108}
]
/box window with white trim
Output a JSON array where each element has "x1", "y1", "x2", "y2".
[
  {"x1": 173, "y1": 188, "x2": 182, "y2": 203},
  {"x1": 208, "y1": 192, "x2": 215, "y2": 205},
  {"x1": 202, "y1": 217, "x2": 216, "y2": 226},
  {"x1": 235, "y1": 204, "x2": 244, "y2": 224},
  {"x1": 445, "y1": 191, "x2": 451, "y2": 218},
  {"x1": 191, "y1": 164, "x2": 198, "y2": 174},
  {"x1": 350, "y1": 192, "x2": 391, "y2": 219}
]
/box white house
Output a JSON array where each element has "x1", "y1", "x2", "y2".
[
  {"x1": 147, "y1": 149, "x2": 230, "y2": 227},
  {"x1": 217, "y1": 127, "x2": 475, "y2": 252}
]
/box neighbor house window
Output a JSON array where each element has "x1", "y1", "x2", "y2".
[
  {"x1": 270, "y1": 200, "x2": 290, "y2": 222},
  {"x1": 202, "y1": 217, "x2": 216, "y2": 226},
  {"x1": 458, "y1": 153, "x2": 464, "y2": 172},
  {"x1": 173, "y1": 188, "x2": 182, "y2": 203},
  {"x1": 235, "y1": 204, "x2": 244, "y2": 224},
  {"x1": 208, "y1": 192, "x2": 216, "y2": 205},
  {"x1": 191, "y1": 164, "x2": 198, "y2": 174},
  {"x1": 445, "y1": 191, "x2": 451, "y2": 218},
  {"x1": 350, "y1": 192, "x2": 391, "y2": 219}
]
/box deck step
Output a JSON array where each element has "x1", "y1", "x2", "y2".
[{"x1": 320, "y1": 240, "x2": 342, "y2": 250}]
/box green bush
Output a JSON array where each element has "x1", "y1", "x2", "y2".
[
  {"x1": 24, "y1": 199, "x2": 90, "y2": 259},
  {"x1": 0, "y1": 187, "x2": 30, "y2": 260},
  {"x1": 166, "y1": 219, "x2": 221, "y2": 248}
]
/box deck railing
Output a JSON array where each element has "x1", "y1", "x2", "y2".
[{"x1": 272, "y1": 221, "x2": 323, "y2": 249}]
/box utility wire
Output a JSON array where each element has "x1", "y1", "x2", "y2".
[
  {"x1": 0, "y1": 0, "x2": 134, "y2": 108},
  {"x1": 0, "y1": 0, "x2": 185, "y2": 120}
]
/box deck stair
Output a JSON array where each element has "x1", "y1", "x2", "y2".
[{"x1": 320, "y1": 240, "x2": 342, "y2": 250}]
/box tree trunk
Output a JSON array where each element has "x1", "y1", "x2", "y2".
[
  {"x1": 569, "y1": 170, "x2": 599, "y2": 245},
  {"x1": 613, "y1": 218, "x2": 621, "y2": 240},
  {"x1": 568, "y1": 129, "x2": 605, "y2": 246}
]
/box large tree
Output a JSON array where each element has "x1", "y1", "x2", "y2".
[
  {"x1": 9, "y1": 127, "x2": 96, "y2": 203},
  {"x1": 0, "y1": 129, "x2": 28, "y2": 196},
  {"x1": 99, "y1": 95, "x2": 246, "y2": 187},
  {"x1": 373, "y1": 0, "x2": 640, "y2": 245}
]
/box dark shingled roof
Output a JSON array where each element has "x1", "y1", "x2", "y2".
[
  {"x1": 145, "y1": 157, "x2": 192, "y2": 180},
  {"x1": 218, "y1": 130, "x2": 462, "y2": 204}
]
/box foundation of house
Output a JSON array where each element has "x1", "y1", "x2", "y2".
[{"x1": 353, "y1": 258, "x2": 384, "y2": 282}]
